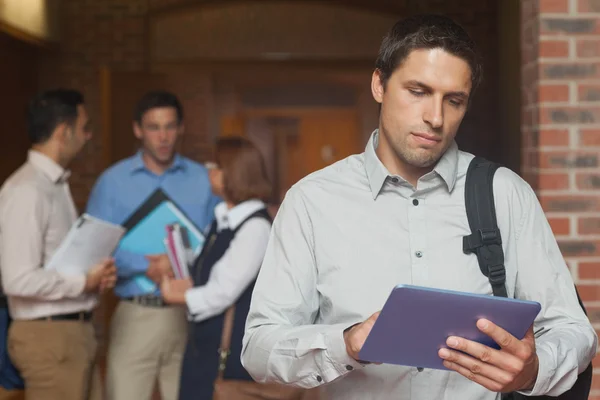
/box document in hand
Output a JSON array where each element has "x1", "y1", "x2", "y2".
[
  {"x1": 358, "y1": 284, "x2": 541, "y2": 370},
  {"x1": 45, "y1": 214, "x2": 125, "y2": 276},
  {"x1": 164, "y1": 223, "x2": 193, "y2": 280},
  {"x1": 117, "y1": 189, "x2": 205, "y2": 292}
]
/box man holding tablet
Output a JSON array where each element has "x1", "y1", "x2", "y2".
[{"x1": 241, "y1": 14, "x2": 597, "y2": 400}]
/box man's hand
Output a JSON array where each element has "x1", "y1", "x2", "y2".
[
  {"x1": 145, "y1": 254, "x2": 173, "y2": 283},
  {"x1": 343, "y1": 312, "x2": 380, "y2": 361},
  {"x1": 84, "y1": 258, "x2": 115, "y2": 293},
  {"x1": 99, "y1": 263, "x2": 117, "y2": 292},
  {"x1": 439, "y1": 319, "x2": 539, "y2": 393},
  {"x1": 160, "y1": 276, "x2": 192, "y2": 305}
]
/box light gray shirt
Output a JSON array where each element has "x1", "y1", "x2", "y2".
[
  {"x1": 241, "y1": 131, "x2": 597, "y2": 400},
  {"x1": 0, "y1": 151, "x2": 96, "y2": 320}
]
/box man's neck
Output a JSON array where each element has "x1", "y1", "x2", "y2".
[
  {"x1": 375, "y1": 141, "x2": 432, "y2": 187},
  {"x1": 141, "y1": 151, "x2": 173, "y2": 176},
  {"x1": 31, "y1": 144, "x2": 68, "y2": 168}
]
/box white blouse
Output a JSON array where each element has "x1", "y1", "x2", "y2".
[{"x1": 185, "y1": 199, "x2": 271, "y2": 322}]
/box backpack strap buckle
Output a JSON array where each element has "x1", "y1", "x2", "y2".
[{"x1": 462, "y1": 228, "x2": 502, "y2": 254}]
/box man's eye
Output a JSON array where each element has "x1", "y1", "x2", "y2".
[{"x1": 409, "y1": 89, "x2": 425, "y2": 97}]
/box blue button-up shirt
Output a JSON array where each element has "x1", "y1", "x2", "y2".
[{"x1": 86, "y1": 151, "x2": 220, "y2": 298}]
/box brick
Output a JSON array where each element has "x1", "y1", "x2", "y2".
[
  {"x1": 538, "y1": 129, "x2": 570, "y2": 146},
  {"x1": 541, "y1": 195, "x2": 600, "y2": 212},
  {"x1": 585, "y1": 305, "x2": 600, "y2": 324},
  {"x1": 580, "y1": 85, "x2": 600, "y2": 102},
  {"x1": 539, "y1": 172, "x2": 570, "y2": 189},
  {"x1": 577, "y1": 173, "x2": 600, "y2": 189},
  {"x1": 540, "y1": 39, "x2": 569, "y2": 58},
  {"x1": 542, "y1": 63, "x2": 598, "y2": 79},
  {"x1": 579, "y1": 0, "x2": 600, "y2": 12},
  {"x1": 539, "y1": 84, "x2": 570, "y2": 102},
  {"x1": 540, "y1": 151, "x2": 598, "y2": 168},
  {"x1": 579, "y1": 263, "x2": 600, "y2": 279},
  {"x1": 541, "y1": 0, "x2": 569, "y2": 12},
  {"x1": 548, "y1": 217, "x2": 571, "y2": 235},
  {"x1": 580, "y1": 129, "x2": 600, "y2": 146},
  {"x1": 541, "y1": 18, "x2": 599, "y2": 34},
  {"x1": 580, "y1": 217, "x2": 600, "y2": 234},
  {"x1": 558, "y1": 240, "x2": 599, "y2": 256},
  {"x1": 578, "y1": 39, "x2": 600, "y2": 57},
  {"x1": 576, "y1": 284, "x2": 600, "y2": 302},
  {"x1": 542, "y1": 107, "x2": 600, "y2": 124}
]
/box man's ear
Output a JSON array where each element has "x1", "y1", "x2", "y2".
[
  {"x1": 133, "y1": 122, "x2": 142, "y2": 140},
  {"x1": 371, "y1": 69, "x2": 385, "y2": 104},
  {"x1": 52, "y1": 122, "x2": 69, "y2": 144}
]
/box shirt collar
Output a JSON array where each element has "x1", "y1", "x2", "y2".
[
  {"x1": 214, "y1": 199, "x2": 266, "y2": 231},
  {"x1": 130, "y1": 150, "x2": 186, "y2": 174},
  {"x1": 363, "y1": 130, "x2": 459, "y2": 199},
  {"x1": 27, "y1": 150, "x2": 70, "y2": 184}
]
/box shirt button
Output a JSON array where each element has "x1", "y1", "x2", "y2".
[
  {"x1": 412, "y1": 199, "x2": 419, "y2": 206},
  {"x1": 415, "y1": 251, "x2": 423, "y2": 258},
  {"x1": 316, "y1": 375, "x2": 323, "y2": 383},
  {"x1": 346, "y1": 365, "x2": 354, "y2": 371},
  {"x1": 417, "y1": 367, "x2": 424, "y2": 372},
  {"x1": 391, "y1": 177, "x2": 399, "y2": 183}
]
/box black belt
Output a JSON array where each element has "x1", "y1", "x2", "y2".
[
  {"x1": 123, "y1": 295, "x2": 167, "y2": 307},
  {"x1": 36, "y1": 311, "x2": 93, "y2": 322}
]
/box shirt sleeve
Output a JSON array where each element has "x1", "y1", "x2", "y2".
[
  {"x1": 241, "y1": 187, "x2": 363, "y2": 389},
  {"x1": 510, "y1": 183, "x2": 597, "y2": 397},
  {"x1": 185, "y1": 217, "x2": 271, "y2": 321},
  {"x1": 0, "y1": 184, "x2": 85, "y2": 300},
  {"x1": 86, "y1": 174, "x2": 148, "y2": 278}
]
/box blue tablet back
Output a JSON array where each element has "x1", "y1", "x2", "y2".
[{"x1": 358, "y1": 284, "x2": 541, "y2": 370}]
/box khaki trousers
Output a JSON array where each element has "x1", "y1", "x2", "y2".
[
  {"x1": 106, "y1": 300, "x2": 188, "y2": 400},
  {"x1": 7, "y1": 320, "x2": 101, "y2": 400}
]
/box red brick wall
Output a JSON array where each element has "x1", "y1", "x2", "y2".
[{"x1": 528, "y1": 0, "x2": 600, "y2": 396}]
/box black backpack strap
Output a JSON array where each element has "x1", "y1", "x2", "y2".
[{"x1": 463, "y1": 156, "x2": 508, "y2": 298}]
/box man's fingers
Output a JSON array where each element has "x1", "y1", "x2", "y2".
[
  {"x1": 439, "y1": 347, "x2": 514, "y2": 385},
  {"x1": 445, "y1": 335, "x2": 523, "y2": 375},
  {"x1": 442, "y1": 358, "x2": 507, "y2": 393},
  {"x1": 477, "y1": 319, "x2": 531, "y2": 359}
]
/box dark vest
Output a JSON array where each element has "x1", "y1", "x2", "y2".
[{"x1": 178, "y1": 208, "x2": 272, "y2": 400}]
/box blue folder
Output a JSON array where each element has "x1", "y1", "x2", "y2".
[{"x1": 117, "y1": 189, "x2": 205, "y2": 293}]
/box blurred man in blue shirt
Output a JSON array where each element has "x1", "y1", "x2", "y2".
[{"x1": 86, "y1": 91, "x2": 220, "y2": 400}]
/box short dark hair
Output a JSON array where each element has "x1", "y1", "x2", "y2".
[
  {"x1": 375, "y1": 14, "x2": 482, "y2": 95},
  {"x1": 26, "y1": 89, "x2": 84, "y2": 145},
  {"x1": 133, "y1": 91, "x2": 184, "y2": 124},
  {"x1": 214, "y1": 136, "x2": 272, "y2": 205}
]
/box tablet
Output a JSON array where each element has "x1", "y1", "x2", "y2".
[{"x1": 358, "y1": 284, "x2": 541, "y2": 370}]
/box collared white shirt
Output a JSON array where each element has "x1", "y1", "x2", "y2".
[
  {"x1": 0, "y1": 150, "x2": 97, "y2": 320},
  {"x1": 241, "y1": 131, "x2": 597, "y2": 399},
  {"x1": 185, "y1": 199, "x2": 271, "y2": 322}
]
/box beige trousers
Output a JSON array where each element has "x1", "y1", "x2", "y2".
[
  {"x1": 105, "y1": 301, "x2": 188, "y2": 400},
  {"x1": 7, "y1": 320, "x2": 101, "y2": 400}
]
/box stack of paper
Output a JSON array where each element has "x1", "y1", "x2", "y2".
[
  {"x1": 45, "y1": 214, "x2": 125, "y2": 275},
  {"x1": 164, "y1": 223, "x2": 194, "y2": 279}
]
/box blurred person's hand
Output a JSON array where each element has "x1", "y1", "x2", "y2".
[
  {"x1": 160, "y1": 276, "x2": 192, "y2": 305},
  {"x1": 145, "y1": 254, "x2": 173, "y2": 283},
  {"x1": 99, "y1": 262, "x2": 117, "y2": 292},
  {"x1": 84, "y1": 258, "x2": 114, "y2": 293}
]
